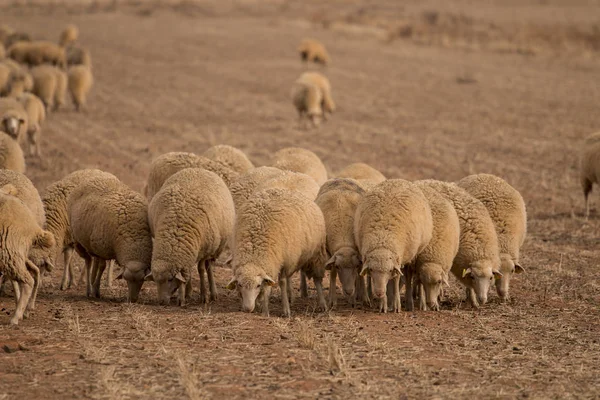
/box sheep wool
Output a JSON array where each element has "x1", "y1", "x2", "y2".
[
  {"x1": 297, "y1": 72, "x2": 336, "y2": 116},
  {"x1": 0, "y1": 133, "x2": 25, "y2": 173},
  {"x1": 31, "y1": 65, "x2": 67, "y2": 111},
  {"x1": 271, "y1": 147, "x2": 328, "y2": 186},
  {"x1": 336, "y1": 162, "x2": 386, "y2": 184},
  {"x1": 202, "y1": 144, "x2": 254, "y2": 174},
  {"x1": 68, "y1": 65, "x2": 93, "y2": 111},
  {"x1": 59, "y1": 24, "x2": 79, "y2": 47},
  {"x1": 229, "y1": 166, "x2": 288, "y2": 211},
  {"x1": 298, "y1": 38, "x2": 330, "y2": 66},
  {"x1": 291, "y1": 79, "x2": 323, "y2": 127}
]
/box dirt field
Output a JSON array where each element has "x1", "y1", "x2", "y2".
[{"x1": 1, "y1": 1, "x2": 599, "y2": 398}]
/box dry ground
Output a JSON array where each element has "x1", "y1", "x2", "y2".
[{"x1": 1, "y1": 1, "x2": 600, "y2": 398}]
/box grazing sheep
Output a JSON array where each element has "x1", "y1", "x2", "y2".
[
  {"x1": 7, "y1": 76, "x2": 46, "y2": 157},
  {"x1": 202, "y1": 144, "x2": 254, "y2": 174},
  {"x1": 146, "y1": 168, "x2": 235, "y2": 306},
  {"x1": 0, "y1": 98, "x2": 28, "y2": 140},
  {"x1": 144, "y1": 152, "x2": 239, "y2": 201},
  {"x1": 336, "y1": 162, "x2": 386, "y2": 185},
  {"x1": 31, "y1": 65, "x2": 67, "y2": 111},
  {"x1": 227, "y1": 188, "x2": 328, "y2": 317},
  {"x1": 8, "y1": 41, "x2": 66, "y2": 68},
  {"x1": 418, "y1": 180, "x2": 502, "y2": 307},
  {"x1": 271, "y1": 147, "x2": 328, "y2": 186},
  {"x1": 579, "y1": 131, "x2": 600, "y2": 219},
  {"x1": 457, "y1": 174, "x2": 527, "y2": 301},
  {"x1": 355, "y1": 179, "x2": 433, "y2": 313},
  {"x1": 0, "y1": 132, "x2": 25, "y2": 174},
  {"x1": 68, "y1": 65, "x2": 93, "y2": 111},
  {"x1": 298, "y1": 72, "x2": 336, "y2": 117},
  {"x1": 0, "y1": 184, "x2": 55, "y2": 325},
  {"x1": 43, "y1": 169, "x2": 120, "y2": 291},
  {"x1": 59, "y1": 24, "x2": 79, "y2": 47},
  {"x1": 1, "y1": 59, "x2": 33, "y2": 93},
  {"x1": 298, "y1": 38, "x2": 330, "y2": 66},
  {"x1": 291, "y1": 79, "x2": 323, "y2": 127},
  {"x1": 68, "y1": 176, "x2": 153, "y2": 301},
  {"x1": 4, "y1": 33, "x2": 30, "y2": 49},
  {"x1": 66, "y1": 46, "x2": 92, "y2": 68},
  {"x1": 315, "y1": 178, "x2": 367, "y2": 308},
  {"x1": 409, "y1": 181, "x2": 460, "y2": 311},
  {"x1": 229, "y1": 166, "x2": 288, "y2": 210}
]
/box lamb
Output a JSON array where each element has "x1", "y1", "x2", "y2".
[
  {"x1": 8, "y1": 41, "x2": 66, "y2": 68},
  {"x1": 418, "y1": 180, "x2": 502, "y2": 307},
  {"x1": 354, "y1": 179, "x2": 433, "y2": 313},
  {"x1": 0, "y1": 99, "x2": 28, "y2": 140},
  {"x1": 59, "y1": 24, "x2": 79, "y2": 47},
  {"x1": 7, "y1": 76, "x2": 46, "y2": 157},
  {"x1": 0, "y1": 131, "x2": 25, "y2": 174},
  {"x1": 143, "y1": 152, "x2": 239, "y2": 201},
  {"x1": 0, "y1": 184, "x2": 55, "y2": 325},
  {"x1": 227, "y1": 188, "x2": 328, "y2": 317},
  {"x1": 66, "y1": 46, "x2": 92, "y2": 68},
  {"x1": 68, "y1": 175, "x2": 153, "y2": 301},
  {"x1": 315, "y1": 178, "x2": 367, "y2": 308},
  {"x1": 291, "y1": 78, "x2": 323, "y2": 127},
  {"x1": 579, "y1": 131, "x2": 600, "y2": 219},
  {"x1": 298, "y1": 38, "x2": 330, "y2": 66},
  {"x1": 42, "y1": 169, "x2": 120, "y2": 291},
  {"x1": 457, "y1": 174, "x2": 527, "y2": 301},
  {"x1": 271, "y1": 147, "x2": 328, "y2": 185},
  {"x1": 408, "y1": 181, "x2": 460, "y2": 311},
  {"x1": 31, "y1": 65, "x2": 67, "y2": 111},
  {"x1": 68, "y1": 65, "x2": 93, "y2": 111},
  {"x1": 297, "y1": 72, "x2": 336, "y2": 118},
  {"x1": 202, "y1": 144, "x2": 254, "y2": 174},
  {"x1": 146, "y1": 168, "x2": 235, "y2": 305},
  {"x1": 336, "y1": 162, "x2": 386, "y2": 185}
]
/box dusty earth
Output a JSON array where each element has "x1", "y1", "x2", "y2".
[{"x1": 1, "y1": 0, "x2": 600, "y2": 398}]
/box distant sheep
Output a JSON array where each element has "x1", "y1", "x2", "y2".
[
  {"x1": 59, "y1": 24, "x2": 79, "y2": 47},
  {"x1": 68, "y1": 65, "x2": 93, "y2": 111},
  {"x1": 0, "y1": 134, "x2": 25, "y2": 173},
  {"x1": 291, "y1": 79, "x2": 323, "y2": 127},
  {"x1": 298, "y1": 38, "x2": 330, "y2": 66},
  {"x1": 271, "y1": 147, "x2": 328, "y2": 185},
  {"x1": 0, "y1": 98, "x2": 28, "y2": 140},
  {"x1": 457, "y1": 174, "x2": 527, "y2": 301},
  {"x1": 202, "y1": 144, "x2": 254, "y2": 174},
  {"x1": 298, "y1": 72, "x2": 336, "y2": 117},
  {"x1": 66, "y1": 46, "x2": 92, "y2": 68},
  {"x1": 354, "y1": 179, "x2": 433, "y2": 313},
  {"x1": 4, "y1": 32, "x2": 30, "y2": 49},
  {"x1": 580, "y1": 131, "x2": 600, "y2": 219},
  {"x1": 0, "y1": 25, "x2": 14, "y2": 45},
  {"x1": 31, "y1": 65, "x2": 67, "y2": 111},
  {"x1": 1, "y1": 59, "x2": 33, "y2": 93},
  {"x1": 7, "y1": 76, "x2": 46, "y2": 157},
  {"x1": 147, "y1": 168, "x2": 235, "y2": 306},
  {"x1": 8, "y1": 41, "x2": 66, "y2": 68},
  {"x1": 229, "y1": 166, "x2": 287, "y2": 210},
  {"x1": 227, "y1": 188, "x2": 328, "y2": 317}
]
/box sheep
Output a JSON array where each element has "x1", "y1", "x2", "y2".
[
  {"x1": 297, "y1": 72, "x2": 336, "y2": 118},
  {"x1": 202, "y1": 144, "x2": 254, "y2": 174},
  {"x1": 418, "y1": 180, "x2": 502, "y2": 307},
  {"x1": 0, "y1": 131, "x2": 25, "y2": 174},
  {"x1": 54, "y1": 65, "x2": 67, "y2": 111},
  {"x1": 291, "y1": 79, "x2": 323, "y2": 127},
  {"x1": 68, "y1": 175, "x2": 153, "y2": 301},
  {"x1": 456, "y1": 174, "x2": 527, "y2": 301},
  {"x1": 68, "y1": 65, "x2": 93, "y2": 111},
  {"x1": 8, "y1": 41, "x2": 66, "y2": 68},
  {"x1": 407, "y1": 181, "x2": 461, "y2": 311},
  {"x1": 7, "y1": 76, "x2": 46, "y2": 157},
  {"x1": 0, "y1": 25, "x2": 13, "y2": 45},
  {"x1": 579, "y1": 131, "x2": 600, "y2": 219},
  {"x1": 0, "y1": 98, "x2": 28, "y2": 140},
  {"x1": 66, "y1": 46, "x2": 92, "y2": 68},
  {"x1": 143, "y1": 152, "x2": 239, "y2": 201},
  {"x1": 271, "y1": 147, "x2": 328, "y2": 186},
  {"x1": 1, "y1": 59, "x2": 33, "y2": 93},
  {"x1": 0, "y1": 63, "x2": 10, "y2": 94},
  {"x1": 42, "y1": 169, "x2": 119, "y2": 291},
  {"x1": 4, "y1": 33, "x2": 30, "y2": 49},
  {"x1": 229, "y1": 166, "x2": 288, "y2": 210},
  {"x1": 31, "y1": 65, "x2": 67, "y2": 111},
  {"x1": 227, "y1": 188, "x2": 328, "y2": 317},
  {"x1": 315, "y1": 178, "x2": 368, "y2": 309},
  {"x1": 354, "y1": 179, "x2": 433, "y2": 313},
  {"x1": 146, "y1": 168, "x2": 235, "y2": 306},
  {"x1": 298, "y1": 38, "x2": 330, "y2": 66},
  {"x1": 0, "y1": 184, "x2": 55, "y2": 325},
  {"x1": 59, "y1": 24, "x2": 79, "y2": 47},
  {"x1": 336, "y1": 162, "x2": 386, "y2": 185}
]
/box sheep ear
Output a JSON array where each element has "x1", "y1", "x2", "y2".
[
  {"x1": 0, "y1": 184, "x2": 18, "y2": 196},
  {"x1": 33, "y1": 230, "x2": 56, "y2": 250},
  {"x1": 359, "y1": 265, "x2": 369, "y2": 277},
  {"x1": 174, "y1": 272, "x2": 186, "y2": 283},
  {"x1": 492, "y1": 270, "x2": 503, "y2": 280},
  {"x1": 264, "y1": 276, "x2": 277, "y2": 287},
  {"x1": 462, "y1": 268, "x2": 473, "y2": 279},
  {"x1": 324, "y1": 255, "x2": 336, "y2": 270},
  {"x1": 391, "y1": 265, "x2": 403, "y2": 278},
  {"x1": 226, "y1": 279, "x2": 237, "y2": 290},
  {"x1": 514, "y1": 264, "x2": 525, "y2": 274},
  {"x1": 144, "y1": 272, "x2": 154, "y2": 281}
]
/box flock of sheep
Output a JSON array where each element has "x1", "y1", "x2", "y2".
[{"x1": 0, "y1": 31, "x2": 598, "y2": 326}]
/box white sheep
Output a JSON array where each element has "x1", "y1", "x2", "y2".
[
  {"x1": 291, "y1": 79, "x2": 323, "y2": 127},
  {"x1": 146, "y1": 168, "x2": 235, "y2": 306},
  {"x1": 31, "y1": 65, "x2": 67, "y2": 111},
  {"x1": 7, "y1": 76, "x2": 46, "y2": 157},
  {"x1": 315, "y1": 178, "x2": 367, "y2": 308},
  {"x1": 354, "y1": 179, "x2": 433, "y2": 313},
  {"x1": 409, "y1": 181, "x2": 460, "y2": 311},
  {"x1": 271, "y1": 147, "x2": 328, "y2": 186},
  {"x1": 202, "y1": 144, "x2": 254, "y2": 174},
  {"x1": 143, "y1": 152, "x2": 239, "y2": 201},
  {"x1": 335, "y1": 162, "x2": 386, "y2": 185},
  {"x1": 297, "y1": 72, "x2": 336, "y2": 118},
  {"x1": 229, "y1": 166, "x2": 288, "y2": 210},
  {"x1": 59, "y1": 24, "x2": 79, "y2": 47},
  {"x1": 298, "y1": 38, "x2": 330, "y2": 66},
  {"x1": 8, "y1": 41, "x2": 66, "y2": 68},
  {"x1": 418, "y1": 180, "x2": 502, "y2": 307},
  {"x1": 457, "y1": 174, "x2": 527, "y2": 301},
  {"x1": 68, "y1": 175, "x2": 153, "y2": 302},
  {"x1": 1, "y1": 59, "x2": 33, "y2": 94},
  {"x1": 579, "y1": 131, "x2": 600, "y2": 219},
  {"x1": 227, "y1": 188, "x2": 328, "y2": 317},
  {"x1": 0, "y1": 131, "x2": 25, "y2": 174},
  {"x1": 67, "y1": 65, "x2": 93, "y2": 112},
  {"x1": 0, "y1": 184, "x2": 55, "y2": 325},
  {"x1": 0, "y1": 98, "x2": 28, "y2": 140}
]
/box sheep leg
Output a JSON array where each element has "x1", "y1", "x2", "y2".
[
  {"x1": 179, "y1": 280, "x2": 187, "y2": 307},
  {"x1": 261, "y1": 285, "x2": 271, "y2": 317},
  {"x1": 392, "y1": 276, "x2": 401, "y2": 313},
  {"x1": 279, "y1": 275, "x2": 291, "y2": 318},
  {"x1": 25, "y1": 261, "x2": 40, "y2": 311},
  {"x1": 185, "y1": 278, "x2": 192, "y2": 301},
  {"x1": 0, "y1": 275, "x2": 4, "y2": 297},
  {"x1": 206, "y1": 260, "x2": 218, "y2": 301},
  {"x1": 359, "y1": 275, "x2": 372, "y2": 308},
  {"x1": 300, "y1": 270, "x2": 308, "y2": 298},
  {"x1": 314, "y1": 277, "x2": 327, "y2": 312},
  {"x1": 405, "y1": 267, "x2": 414, "y2": 312},
  {"x1": 367, "y1": 276, "x2": 373, "y2": 301},
  {"x1": 92, "y1": 259, "x2": 107, "y2": 298},
  {"x1": 10, "y1": 280, "x2": 33, "y2": 325},
  {"x1": 60, "y1": 247, "x2": 75, "y2": 290},
  {"x1": 286, "y1": 275, "x2": 294, "y2": 305},
  {"x1": 197, "y1": 262, "x2": 208, "y2": 304},
  {"x1": 467, "y1": 287, "x2": 479, "y2": 308},
  {"x1": 328, "y1": 266, "x2": 337, "y2": 309},
  {"x1": 105, "y1": 260, "x2": 113, "y2": 288},
  {"x1": 12, "y1": 279, "x2": 21, "y2": 302},
  {"x1": 583, "y1": 178, "x2": 592, "y2": 219},
  {"x1": 378, "y1": 297, "x2": 388, "y2": 313},
  {"x1": 84, "y1": 256, "x2": 94, "y2": 297}
]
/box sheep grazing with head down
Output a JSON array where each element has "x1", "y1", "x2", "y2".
[
  {"x1": 229, "y1": 166, "x2": 288, "y2": 210},
  {"x1": 202, "y1": 144, "x2": 254, "y2": 174},
  {"x1": 298, "y1": 38, "x2": 330, "y2": 66},
  {"x1": 8, "y1": 41, "x2": 66, "y2": 68},
  {"x1": 291, "y1": 78, "x2": 323, "y2": 127},
  {"x1": 147, "y1": 168, "x2": 235, "y2": 306},
  {"x1": 31, "y1": 65, "x2": 67, "y2": 112},
  {"x1": 68, "y1": 65, "x2": 93, "y2": 111},
  {"x1": 59, "y1": 24, "x2": 79, "y2": 47},
  {"x1": 457, "y1": 174, "x2": 527, "y2": 301},
  {"x1": 315, "y1": 178, "x2": 367, "y2": 308},
  {"x1": 271, "y1": 147, "x2": 328, "y2": 186},
  {"x1": 297, "y1": 72, "x2": 336, "y2": 118},
  {"x1": 227, "y1": 188, "x2": 328, "y2": 317},
  {"x1": 579, "y1": 131, "x2": 600, "y2": 219},
  {"x1": 418, "y1": 180, "x2": 502, "y2": 307}
]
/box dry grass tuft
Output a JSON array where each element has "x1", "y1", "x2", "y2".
[{"x1": 296, "y1": 318, "x2": 317, "y2": 350}]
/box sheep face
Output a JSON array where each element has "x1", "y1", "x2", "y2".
[
  {"x1": 148, "y1": 264, "x2": 186, "y2": 306},
  {"x1": 28, "y1": 234, "x2": 57, "y2": 275},
  {"x1": 495, "y1": 254, "x2": 524, "y2": 301},
  {"x1": 227, "y1": 265, "x2": 277, "y2": 313},
  {"x1": 360, "y1": 249, "x2": 401, "y2": 301},
  {"x1": 418, "y1": 263, "x2": 448, "y2": 311},
  {"x1": 119, "y1": 262, "x2": 149, "y2": 303},
  {"x1": 462, "y1": 260, "x2": 502, "y2": 305},
  {"x1": 326, "y1": 247, "x2": 361, "y2": 300},
  {"x1": 2, "y1": 115, "x2": 25, "y2": 139}
]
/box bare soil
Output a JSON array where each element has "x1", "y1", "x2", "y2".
[{"x1": 1, "y1": 1, "x2": 599, "y2": 399}]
